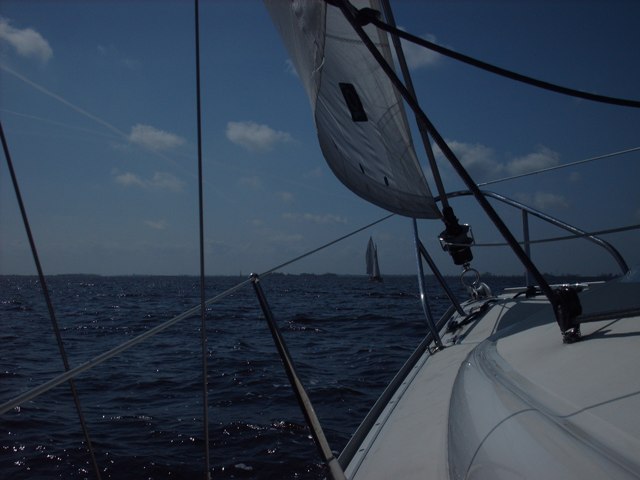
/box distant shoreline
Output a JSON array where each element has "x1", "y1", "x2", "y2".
[{"x1": 0, "y1": 272, "x2": 617, "y2": 283}]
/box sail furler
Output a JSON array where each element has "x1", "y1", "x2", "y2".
[{"x1": 265, "y1": 0, "x2": 440, "y2": 219}]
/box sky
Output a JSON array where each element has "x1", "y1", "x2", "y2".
[{"x1": 0, "y1": 0, "x2": 639, "y2": 277}]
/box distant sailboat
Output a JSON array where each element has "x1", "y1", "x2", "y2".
[{"x1": 366, "y1": 237, "x2": 382, "y2": 282}]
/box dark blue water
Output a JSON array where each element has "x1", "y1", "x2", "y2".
[{"x1": 0, "y1": 274, "x2": 469, "y2": 479}]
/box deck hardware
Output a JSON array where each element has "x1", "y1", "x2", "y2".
[
  {"x1": 438, "y1": 206, "x2": 474, "y2": 266},
  {"x1": 555, "y1": 286, "x2": 583, "y2": 343},
  {"x1": 413, "y1": 219, "x2": 461, "y2": 349},
  {"x1": 460, "y1": 266, "x2": 492, "y2": 300},
  {"x1": 460, "y1": 266, "x2": 481, "y2": 290},
  {"x1": 415, "y1": 230, "x2": 465, "y2": 317}
]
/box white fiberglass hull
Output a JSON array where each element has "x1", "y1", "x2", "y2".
[{"x1": 342, "y1": 275, "x2": 640, "y2": 479}]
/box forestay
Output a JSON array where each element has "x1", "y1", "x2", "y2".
[{"x1": 265, "y1": 0, "x2": 441, "y2": 219}]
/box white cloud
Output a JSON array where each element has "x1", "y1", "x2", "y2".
[
  {"x1": 148, "y1": 172, "x2": 185, "y2": 191},
  {"x1": 533, "y1": 192, "x2": 569, "y2": 209},
  {"x1": 399, "y1": 33, "x2": 440, "y2": 70},
  {"x1": 0, "y1": 16, "x2": 52, "y2": 63},
  {"x1": 442, "y1": 140, "x2": 502, "y2": 181},
  {"x1": 128, "y1": 124, "x2": 185, "y2": 151},
  {"x1": 436, "y1": 141, "x2": 568, "y2": 210},
  {"x1": 506, "y1": 146, "x2": 560, "y2": 176},
  {"x1": 434, "y1": 141, "x2": 561, "y2": 183},
  {"x1": 114, "y1": 172, "x2": 145, "y2": 188},
  {"x1": 516, "y1": 191, "x2": 569, "y2": 210},
  {"x1": 114, "y1": 171, "x2": 184, "y2": 192},
  {"x1": 238, "y1": 175, "x2": 262, "y2": 189},
  {"x1": 277, "y1": 191, "x2": 294, "y2": 203},
  {"x1": 282, "y1": 212, "x2": 348, "y2": 224},
  {"x1": 144, "y1": 219, "x2": 168, "y2": 230},
  {"x1": 285, "y1": 59, "x2": 298, "y2": 77},
  {"x1": 226, "y1": 121, "x2": 292, "y2": 152}
]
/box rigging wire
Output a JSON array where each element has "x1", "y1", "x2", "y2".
[
  {"x1": 364, "y1": 14, "x2": 640, "y2": 108},
  {"x1": 0, "y1": 212, "x2": 395, "y2": 415},
  {"x1": 0, "y1": 279, "x2": 250, "y2": 416},
  {"x1": 380, "y1": 0, "x2": 449, "y2": 210},
  {"x1": 478, "y1": 146, "x2": 640, "y2": 187},
  {"x1": 0, "y1": 121, "x2": 102, "y2": 480},
  {"x1": 261, "y1": 213, "x2": 395, "y2": 275},
  {"x1": 193, "y1": 0, "x2": 211, "y2": 478},
  {"x1": 469, "y1": 223, "x2": 640, "y2": 248}
]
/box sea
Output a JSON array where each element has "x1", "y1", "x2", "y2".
[{"x1": 0, "y1": 273, "x2": 536, "y2": 479}]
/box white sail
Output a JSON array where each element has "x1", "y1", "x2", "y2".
[
  {"x1": 366, "y1": 237, "x2": 375, "y2": 276},
  {"x1": 265, "y1": 0, "x2": 440, "y2": 219},
  {"x1": 366, "y1": 237, "x2": 382, "y2": 280},
  {"x1": 372, "y1": 247, "x2": 381, "y2": 279}
]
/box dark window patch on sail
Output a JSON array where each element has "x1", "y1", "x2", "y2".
[
  {"x1": 384, "y1": 176, "x2": 389, "y2": 186},
  {"x1": 339, "y1": 83, "x2": 368, "y2": 122},
  {"x1": 359, "y1": 163, "x2": 365, "y2": 174}
]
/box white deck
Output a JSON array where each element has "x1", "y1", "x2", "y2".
[{"x1": 344, "y1": 278, "x2": 640, "y2": 479}]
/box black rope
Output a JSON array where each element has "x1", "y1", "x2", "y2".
[
  {"x1": 1, "y1": 122, "x2": 102, "y2": 479},
  {"x1": 365, "y1": 14, "x2": 640, "y2": 109},
  {"x1": 193, "y1": 0, "x2": 211, "y2": 478}
]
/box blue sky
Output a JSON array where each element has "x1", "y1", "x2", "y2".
[{"x1": 1, "y1": 0, "x2": 639, "y2": 277}]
